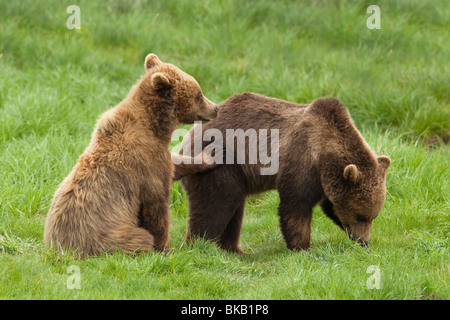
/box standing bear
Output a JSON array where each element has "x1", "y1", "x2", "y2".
[
  {"x1": 180, "y1": 92, "x2": 390, "y2": 253},
  {"x1": 44, "y1": 54, "x2": 219, "y2": 257}
]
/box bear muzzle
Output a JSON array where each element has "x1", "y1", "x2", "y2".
[
  {"x1": 197, "y1": 97, "x2": 219, "y2": 121},
  {"x1": 346, "y1": 221, "x2": 371, "y2": 247}
]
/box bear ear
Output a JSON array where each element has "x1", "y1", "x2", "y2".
[
  {"x1": 377, "y1": 155, "x2": 391, "y2": 170},
  {"x1": 343, "y1": 164, "x2": 361, "y2": 185},
  {"x1": 151, "y1": 72, "x2": 172, "y2": 91},
  {"x1": 144, "y1": 53, "x2": 162, "y2": 71}
]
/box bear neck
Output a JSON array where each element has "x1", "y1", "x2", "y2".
[
  {"x1": 131, "y1": 83, "x2": 179, "y2": 146},
  {"x1": 147, "y1": 96, "x2": 179, "y2": 144}
]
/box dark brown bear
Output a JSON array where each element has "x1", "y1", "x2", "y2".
[
  {"x1": 44, "y1": 54, "x2": 219, "y2": 257},
  {"x1": 180, "y1": 92, "x2": 390, "y2": 253}
]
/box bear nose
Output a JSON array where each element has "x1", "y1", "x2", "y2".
[
  {"x1": 214, "y1": 105, "x2": 220, "y2": 114},
  {"x1": 358, "y1": 239, "x2": 370, "y2": 248}
]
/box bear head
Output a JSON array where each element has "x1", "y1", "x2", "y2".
[
  {"x1": 143, "y1": 54, "x2": 219, "y2": 123},
  {"x1": 324, "y1": 155, "x2": 391, "y2": 246}
]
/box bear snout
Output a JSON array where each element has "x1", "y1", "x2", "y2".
[
  {"x1": 353, "y1": 236, "x2": 370, "y2": 247},
  {"x1": 347, "y1": 221, "x2": 371, "y2": 247},
  {"x1": 359, "y1": 239, "x2": 370, "y2": 247},
  {"x1": 214, "y1": 105, "x2": 220, "y2": 114},
  {"x1": 348, "y1": 231, "x2": 370, "y2": 247}
]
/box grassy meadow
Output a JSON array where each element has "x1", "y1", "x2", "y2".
[{"x1": 0, "y1": 0, "x2": 449, "y2": 300}]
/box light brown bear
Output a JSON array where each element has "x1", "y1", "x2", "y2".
[
  {"x1": 180, "y1": 93, "x2": 390, "y2": 253},
  {"x1": 44, "y1": 54, "x2": 219, "y2": 257}
]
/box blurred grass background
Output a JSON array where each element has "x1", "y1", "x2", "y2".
[{"x1": 0, "y1": 0, "x2": 448, "y2": 299}]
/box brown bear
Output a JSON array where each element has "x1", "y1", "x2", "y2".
[
  {"x1": 180, "y1": 92, "x2": 391, "y2": 253},
  {"x1": 44, "y1": 54, "x2": 219, "y2": 257}
]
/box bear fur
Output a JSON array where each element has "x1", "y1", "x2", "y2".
[
  {"x1": 180, "y1": 92, "x2": 390, "y2": 253},
  {"x1": 44, "y1": 54, "x2": 219, "y2": 257}
]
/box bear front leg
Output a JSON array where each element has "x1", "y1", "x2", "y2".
[
  {"x1": 139, "y1": 201, "x2": 170, "y2": 252},
  {"x1": 277, "y1": 170, "x2": 323, "y2": 251},
  {"x1": 278, "y1": 198, "x2": 313, "y2": 251}
]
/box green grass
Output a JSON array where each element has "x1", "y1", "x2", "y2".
[{"x1": 0, "y1": 0, "x2": 448, "y2": 299}]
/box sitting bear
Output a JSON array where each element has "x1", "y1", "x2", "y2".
[
  {"x1": 180, "y1": 92, "x2": 390, "y2": 253},
  {"x1": 44, "y1": 54, "x2": 219, "y2": 257}
]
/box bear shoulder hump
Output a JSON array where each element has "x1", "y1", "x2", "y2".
[{"x1": 308, "y1": 97, "x2": 350, "y2": 124}]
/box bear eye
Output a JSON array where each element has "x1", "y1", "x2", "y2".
[{"x1": 196, "y1": 92, "x2": 203, "y2": 102}]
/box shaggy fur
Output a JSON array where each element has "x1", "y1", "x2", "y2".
[
  {"x1": 44, "y1": 54, "x2": 219, "y2": 257},
  {"x1": 180, "y1": 92, "x2": 390, "y2": 253}
]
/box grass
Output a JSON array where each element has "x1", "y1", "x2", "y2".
[{"x1": 0, "y1": 0, "x2": 449, "y2": 299}]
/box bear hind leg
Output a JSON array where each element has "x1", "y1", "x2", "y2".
[
  {"x1": 110, "y1": 225, "x2": 154, "y2": 254},
  {"x1": 218, "y1": 199, "x2": 246, "y2": 254},
  {"x1": 185, "y1": 195, "x2": 245, "y2": 252}
]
